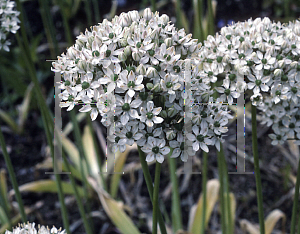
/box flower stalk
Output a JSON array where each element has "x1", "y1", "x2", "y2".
[
  {"x1": 251, "y1": 104, "x2": 265, "y2": 234},
  {"x1": 167, "y1": 148, "x2": 182, "y2": 232},
  {"x1": 153, "y1": 161, "x2": 161, "y2": 234},
  {"x1": 217, "y1": 146, "x2": 227, "y2": 234},
  {"x1": 290, "y1": 145, "x2": 300, "y2": 234},
  {"x1": 0, "y1": 129, "x2": 27, "y2": 223},
  {"x1": 138, "y1": 146, "x2": 167, "y2": 234},
  {"x1": 200, "y1": 151, "x2": 208, "y2": 234}
]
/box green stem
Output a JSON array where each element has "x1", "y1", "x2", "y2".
[
  {"x1": 220, "y1": 144, "x2": 233, "y2": 234},
  {"x1": 200, "y1": 151, "x2": 208, "y2": 234},
  {"x1": 153, "y1": 161, "x2": 161, "y2": 234},
  {"x1": 38, "y1": 0, "x2": 59, "y2": 58},
  {"x1": 251, "y1": 104, "x2": 265, "y2": 234},
  {"x1": 217, "y1": 147, "x2": 227, "y2": 234},
  {"x1": 0, "y1": 129, "x2": 27, "y2": 223},
  {"x1": 40, "y1": 103, "x2": 70, "y2": 234},
  {"x1": 206, "y1": 0, "x2": 214, "y2": 36},
  {"x1": 69, "y1": 111, "x2": 94, "y2": 234},
  {"x1": 151, "y1": 0, "x2": 156, "y2": 12},
  {"x1": 193, "y1": 0, "x2": 204, "y2": 42},
  {"x1": 167, "y1": 148, "x2": 182, "y2": 232},
  {"x1": 84, "y1": 0, "x2": 92, "y2": 26},
  {"x1": 61, "y1": 148, "x2": 93, "y2": 234},
  {"x1": 290, "y1": 145, "x2": 300, "y2": 234},
  {"x1": 175, "y1": 0, "x2": 182, "y2": 30},
  {"x1": 56, "y1": 1, "x2": 73, "y2": 46},
  {"x1": 91, "y1": 0, "x2": 101, "y2": 23},
  {"x1": 86, "y1": 115, "x2": 107, "y2": 191},
  {"x1": 137, "y1": 146, "x2": 167, "y2": 234}
]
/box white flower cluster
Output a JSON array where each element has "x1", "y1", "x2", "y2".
[
  {"x1": 53, "y1": 8, "x2": 234, "y2": 163},
  {"x1": 5, "y1": 222, "x2": 66, "y2": 234},
  {"x1": 196, "y1": 17, "x2": 300, "y2": 145},
  {"x1": 0, "y1": 0, "x2": 20, "y2": 51}
]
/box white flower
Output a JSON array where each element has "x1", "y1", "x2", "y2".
[
  {"x1": 254, "y1": 51, "x2": 276, "y2": 70},
  {"x1": 141, "y1": 137, "x2": 170, "y2": 163},
  {"x1": 247, "y1": 70, "x2": 270, "y2": 94},
  {"x1": 114, "y1": 93, "x2": 142, "y2": 125},
  {"x1": 140, "y1": 101, "x2": 163, "y2": 127},
  {"x1": 117, "y1": 70, "x2": 144, "y2": 97},
  {"x1": 169, "y1": 132, "x2": 194, "y2": 162},
  {"x1": 186, "y1": 125, "x2": 212, "y2": 153}
]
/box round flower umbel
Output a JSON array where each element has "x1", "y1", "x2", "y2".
[
  {"x1": 141, "y1": 137, "x2": 170, "y2": 163},
  {"x1": 5, "y1": 222, "x2": 65, "y2": 234},
  {"x1": 0, "y1": 0, "x2": 20, "y2": 51},
  {"x1": 54, "y1": 8, "x2": 233, "y2": 163},
  {"x1": 197, "y1": 18, "x2": 300, "y2": 145}
]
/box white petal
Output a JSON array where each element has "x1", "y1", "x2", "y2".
[
  {"x1": 152, "y1": 107, "x2": 162, "y2": 115},
  {"x1": 120, "y1": 113, "x2": 129, "y2": 125},
  {"x1": 160, "y1": 146, "x2": 170, "y2": 155},
  {"x1": 152, "y1": 116, "x2": 163, "y2": 124},
  {"x1": 192, "y1": 142, "x2": 200, "y2": 151},
  {"x1": 127, "y1": 88, "x2": 135, "y2": 97},
  {"x1": 147, "y1": 101, "x2": 154, "y2": 111},
  {"x1": 156, "y1": 153, "x2": 164, "y2": 163},
  {"x1": 129, "y1": 109, "x2": 139, "y2": 119},
  {"x1": 147, "y1": 151, "x2": 156, "y2": 162},
  {"x1": 186, "y1": 133, "x2": 196, "y2": 142},
  {"x1": 200, "y1": 143, "x2": 209, "y2": 152},
  {"x1": 90, "y1": 109, "x2": 98, "y2": 121}
]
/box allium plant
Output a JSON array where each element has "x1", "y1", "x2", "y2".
[
  {"x1": 5, "y1": 222, "x2": 66, "y2": 234},
  {"x1": 53, "y1": 8, "x2": 234, "y2": 164},
  {"x1": 0, "y1": 0, "x2": 20, "y2": 51},
  {"x1": 196, "y1": 17, "x2": 300, "y2": 145}
]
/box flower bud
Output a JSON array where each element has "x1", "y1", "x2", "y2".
[
  {"x1": 166, "y1": 130, "x2": 176, "y2": 140},
  {"x1": 164, "y1": 38, "x2": 173, "y2": 47},
  {"x1": 78, "y1": 60, "x2": 87, "y2": 71},
  {"x1": 118, "y1": 52, "x2": 127, "y2": 61},
  {"x1": 167, "y1": 108, "x2": 177, "y2": 117},
  {"x1": 150, "y1": 29, "x2": 158, "y2": 39},
  {"x1": 146, "y1": 83, "x2": 154, "y2": 90},
  {"x1": 132, "y1": 52, "x2": 142, "y2": 61},
  {"x1": 278, "y1": 60, "x2": 285, "y2": 68},
  {"x1": 143, "y1": 8, "x2": 152, "y2": 21},
  {"x1": 274, "y1": 69, "x2": 282, "y2": 76},
  {"x1": 160, "y1": 110, "x2": 167, "y2": 118},
  {"x1": 119, "y1": 13, "x2": 130, "y2": 27},
  {"x1": 124, "y1": 46, "x2": 131, "y2": 57},
  {"x1": 153, "y1": 83, "x2": 161, "y2": 92},
  {"x1": 76, "y1": 39, "x2": 85, "y2": 49},
  {"x1": 95, "y1": 35, "x2": 102, "y2": 45},
  {"x1": 120, "y1": 38, "x2": 128, "y2": 47},
  {"x1": 67, "y1": 47, "x2": 78, "y2": 59},
  {"x1": 291, "y1": 61, "x2": 298, "y2": 68},
  {"x1": 88, "y1": 36, "x2": 94, "y2": 45},
  {"x1": 160, "y1": 14, "x2": 169, "y2": 24},
  {"x1": 123, "y1": 27, "x2": 131, "y2": 39},
  {"x1": 128, "y1": 10, "x2": 140, "y2": 22},
  {"x1": 136, "y1": 64, "x2": 146, "y2": 75},
  {"x1": 146, "y1": 67, "x2": 158, "y2": 78}
]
